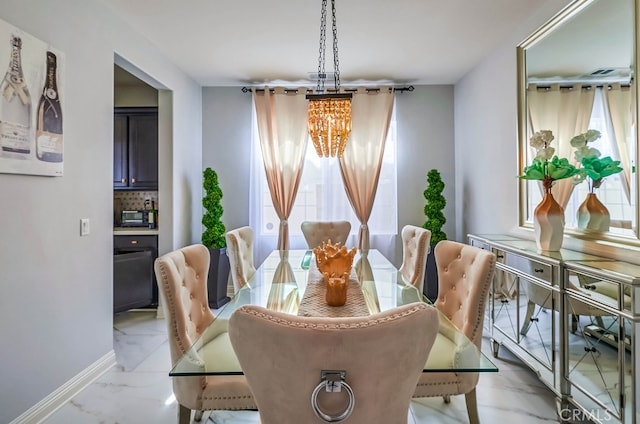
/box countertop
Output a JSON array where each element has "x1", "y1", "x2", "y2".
[{"x1": 114, "y1": 227, "x2": 159, "y2": 236}]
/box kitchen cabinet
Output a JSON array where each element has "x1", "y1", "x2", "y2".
[
  {"x1": 114, "y1": 234, "x2": 158, "y2": 312},
  {"x1": 113, "y1": 107, "x2": 158, "y2": 190}
]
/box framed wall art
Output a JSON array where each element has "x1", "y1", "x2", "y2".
[{"x1": 0, "y1": 17, "x2": 64, "y2": 177}]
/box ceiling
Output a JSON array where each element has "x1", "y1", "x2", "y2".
[{"x1": 103, "y1": 0, "x2": 550, "y2": 87}]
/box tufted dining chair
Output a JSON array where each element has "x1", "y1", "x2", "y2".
[
  {"x1": 412, "y1": 240, "x2": 496, "y2": 424},
  {"x1": 154, "y1": 244, "x2": 256, "y2": 424},
  {"x1": 399, "y1": 225, "x2": 432, "y2": 293},
  {"x1": 225, "y1": 226, "x2": 256, "y2": 293},
  {"x1": 229, "y1": 302, "x2": 439, "y2": 424},
  {"x1": 301, "y1": 220, "x2": 351, "y2": 249}
]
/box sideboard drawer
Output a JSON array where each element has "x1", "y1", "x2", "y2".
[{"x1": 496, "y1": 249, "x2": 553, "y2": 283}]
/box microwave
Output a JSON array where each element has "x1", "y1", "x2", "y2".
[{"x1": 121, "y1": 210, "x2": 150, "y2": 227}]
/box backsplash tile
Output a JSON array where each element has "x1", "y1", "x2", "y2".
[{"x1": 114, "y1": 191, "x2": 159, "y2": 225}]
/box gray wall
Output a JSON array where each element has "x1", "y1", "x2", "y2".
[
  {"x1": 453, "y1": 0, "x2": 575, "y2": 242},
  {"x1": 202, "y1": 87, "x2": 253, "y2": 235},
  {"x1": 201, "y1": 85, "x2": 456, "y2": 266},
  {"x1": 0, "y1": 1, "x2": 202, "y2": 422}
]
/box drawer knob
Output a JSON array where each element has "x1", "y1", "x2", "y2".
[
  {"x1": 497, "y1": 254, "x2": 504, "y2": 259},
  {"x1": 534, "y1": 268, "x2": 544, "y2": 273},
  {"x1": 131, "y1": 240, "x2": 138, "y2": 245},
  {"x1": 121, "y1": 178, "x2": 126, "y2": 183},
  {"x1": 131, "y1": 177, "x2": 136, "y2": 183}
]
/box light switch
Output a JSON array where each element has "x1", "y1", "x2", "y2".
[{"x1": 80, "y1": 218, "x2": 90, "y2": 236}]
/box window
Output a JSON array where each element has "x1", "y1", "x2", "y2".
[{"x1": 250, "y1": 102, "x2": 398, "y2": 261}]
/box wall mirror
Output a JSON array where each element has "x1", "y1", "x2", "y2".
[{"x1": 517, "y1": 0, "x2": 639, "y2": 244}]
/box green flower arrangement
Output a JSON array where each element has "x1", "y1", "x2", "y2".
[
  {"x1": 520, "y1": 130, "x2": 580, "y2": 191},
  {"x1": 570, "y1": 129, "x2": 623, "y2": 192},
  {"x1": 202, "y1": 167, "x2": 227, "y2": 249}
]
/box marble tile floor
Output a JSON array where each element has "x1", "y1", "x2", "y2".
[{"x1": 42, "y1": 310, "x2": 566, "y2": 424}]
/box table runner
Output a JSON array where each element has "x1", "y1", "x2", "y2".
[{"x1": 297, "y1": 268, "x2": 370, "y2": 317}]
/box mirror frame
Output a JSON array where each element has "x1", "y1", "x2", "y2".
[{"x1": 517, "y1": 0, "x2": 640, "y2": 247}]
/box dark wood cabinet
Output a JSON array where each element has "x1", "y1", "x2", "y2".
[
  {"x1": 114, "y1": 234, "x2": 159, "y2": 312},
  {"x1": 114, "y1": 107, "x2": 158, "y2": 190}
]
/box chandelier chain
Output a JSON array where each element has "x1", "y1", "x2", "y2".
[
  {"x1": 331, "y1": 0, "x2": 341, "y2": 91},
  {"x1": 317, "y1": 0, "x2": 328, "y2": 93}
]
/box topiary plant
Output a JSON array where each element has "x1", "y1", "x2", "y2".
[
  {"x1": 423, "y1": 169, "x2": 447, "y2": 244},
  {"x1": 202, "y1": 167, "x2": 226, "y2": 249}
]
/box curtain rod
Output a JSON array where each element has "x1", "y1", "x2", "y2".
[
  {"x1": 529, "y1": 83, "x2": 632, "y2": 90},
  {"x1": 241, "y1": 85, "x2": 415, "y2": 94}
]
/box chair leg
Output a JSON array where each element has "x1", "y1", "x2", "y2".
[
  {"x1": 520, "y1": 301, "x2": 536, "y2": 336},
  {"x1": 178, "y1": 404, "x2": 191, "y2": 424},
  {"x1": 194, "y1": 410, "x2": 204, "y2": 422},
  {"x1": 465, "y1": 388, "x2": 480, "y2": 424}
]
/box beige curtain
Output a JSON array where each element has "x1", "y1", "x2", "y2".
[
  {"x1": 339, "y1": 88, "x2": 394, "y2": 251},
  {"x1": 528, "y1": 84, "x2": 595, "y2": 208},
  {"x1": 253, "y1": 87, "x2": 309, "y2": 250},
  {"x1": 604, "y1": 83, "x2": 633, "y2": 203}
]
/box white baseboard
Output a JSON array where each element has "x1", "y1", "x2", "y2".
[{"x1": 10, "y1": 350, "x2": 116, "y2": 424}]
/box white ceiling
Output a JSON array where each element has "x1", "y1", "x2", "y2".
[{"x1": 102, "y1": 0, "x2": 550, "y2": 87}]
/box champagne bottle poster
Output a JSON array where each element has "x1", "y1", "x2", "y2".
[{"x1": 0, "y1": 17, "x2": 64, "y2": 177}]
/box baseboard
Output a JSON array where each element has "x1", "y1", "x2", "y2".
[{"x1": 10, "y1": 350, "x2": 116, "y2": 424}]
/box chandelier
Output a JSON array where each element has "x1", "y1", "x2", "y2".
[{"x1": 306, "y1": 0, "x2": 352, "y2": 158}]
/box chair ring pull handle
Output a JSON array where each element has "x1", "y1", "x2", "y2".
[{"x1": 311, "y1": 370, "x2": 355, "y2": 423}]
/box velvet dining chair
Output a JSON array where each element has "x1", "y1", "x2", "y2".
[
  {"x1": 301, "y1": 220, "x2": 351, "y2": 249},
  {"x1": 225, "y1": 226, "x2": 256, "y2": 293},
  {"x1": 412, "y1": 240, "x2": 496, "y2": 424},
  {"x1": 399, "y1": 225, "x2": 432, "y2": 293},
  {"x1": 154, "y1": 243, "x2": 256, "y2": 424},
  {"x1": 229, "y1": 303, "x2": 439, "y2": 424}
]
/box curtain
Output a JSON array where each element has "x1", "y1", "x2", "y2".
[
  {"x1": 528, "y1": 84, "x2": 595, "y2": 208},
  {"x1": 604, "y1": 83, "x2": 633, "y2": 203},
  {"x1": 253, "y1": 87, "x2": 309, "y2": 250},
  {"x1": 339, "y1": 87, "x2": 395, "y2": 251}
]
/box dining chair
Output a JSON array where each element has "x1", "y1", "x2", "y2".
[
  {"x1": 399, "y1": 225, "x2": 432, "y2": 293},
  {"x1": 225, "y1": 226, "x2": 256, "y2": 293},
  {"x1": 412, "y1": 240, "x2": 496, "y2": 424},
  {"x1": 301, "y1": 220, "x2": 351, "y2": 249},
  {"x1": 154, "y1": 244, "x2": 256, "y2": 424},
  {"x1": 229, "y1": 303, "x2": 439, "y2": 424}
]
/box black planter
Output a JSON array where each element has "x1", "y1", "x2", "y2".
[
  {"x1": 207, "y1": 247, "x2": 231, "y2": 309},
  {"x1": 423, "y1": 247, "x2": 438, "y2": 302}
]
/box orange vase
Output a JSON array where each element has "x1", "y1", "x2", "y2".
[
  {"x1": 577, "y1": 192, "x2": 610, "y2": 232},
  {"x1": 534, "y1": 190, "x2": 565, "y2": 251}
]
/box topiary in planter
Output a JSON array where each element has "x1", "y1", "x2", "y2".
[
  {"x1": 423, "y1": 169, "x2": 447, "y2": 245},
  {"x1": 202, "y1": 167, "x2": 226, "y2": 249},
  {"x1": 202, "y1": 167, "x2": 230, "y2": 308},
  {"x1": 423, "y1": 169, "x2": 447, "y2": 301}
]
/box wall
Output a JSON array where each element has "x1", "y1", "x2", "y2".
[
  {"x1": 0, "y1": 1, "x2": 201, "y2": 422},
  {"x1": 201, "y1": 85, "x2": 455, "y2": 266},
  {"x1": 202, "y1": 87, "x2": 253, "y2": 235},
  {"x1": 454, "y1": 0, "x2": 575, "y2": 242}
]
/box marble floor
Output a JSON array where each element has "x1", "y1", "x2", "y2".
[{"x1": 41, "y1": 310, "x2": 565, "y2": 424}]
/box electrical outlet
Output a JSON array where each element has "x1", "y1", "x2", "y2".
[{"x1": 80, "y1": 218, "x2": 90, "y2": 236}]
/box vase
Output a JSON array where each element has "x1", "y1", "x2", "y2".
[
  {"x1": 577, "y1": 192, "x2": 610, "y2": 232},
  {"x1": 534, "y1": 190, "x2": 565, "y2": 251}
]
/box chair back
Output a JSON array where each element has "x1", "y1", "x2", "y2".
[
  {"x1": 433, "y1": 240, "x2": 496, "y2": 347},
  {"x1": 399, "y1": 225, "x2": 431, "y2": 291},
  {"x1": 301, "y1": 220, "x2": 351, "y2": 249},
  {"x1": 229, "y1": 303, "x2": 438, "y2": 424},
  {"x1": 225, "y1": 226, "x2": 256, "y2": 292},
  {"x1": 155, "y1": 244, "x2": 256, "y2": 412},
  {"x1": 155, "y1": 244, "x2": 214, "y2": 365}
]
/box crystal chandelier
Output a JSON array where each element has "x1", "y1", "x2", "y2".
[{"x1": 306, "y1": 0, "x2": 352, "y2": 158}]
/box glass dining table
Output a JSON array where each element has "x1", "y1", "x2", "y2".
[{"x1": 169, "y1": 249, "x2": 498, "y2": 376}]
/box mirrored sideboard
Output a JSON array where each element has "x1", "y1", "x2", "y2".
[{"x1": 469, "y1": 234, "x2": 640, "y2": 424}]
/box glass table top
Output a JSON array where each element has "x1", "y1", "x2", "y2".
[{"x1": 170, "y1": 249, "x2": 497, "y2": 376}]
